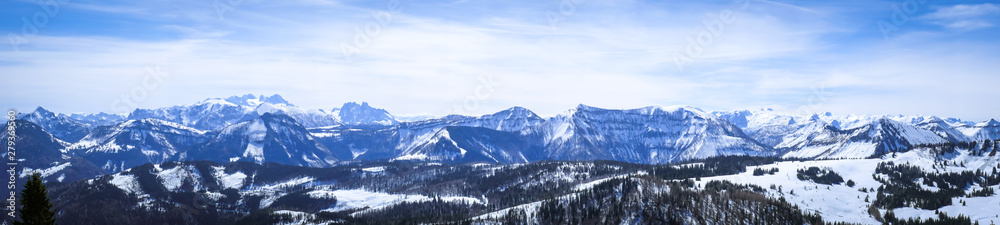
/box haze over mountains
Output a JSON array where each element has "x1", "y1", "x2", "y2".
[{"x1": 4, "y1": 94, "x2": 999, "y2": 184}]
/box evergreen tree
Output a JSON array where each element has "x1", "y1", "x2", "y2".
[{"x1": 13, "y1": 173, "x2": 56, "y2": 225}]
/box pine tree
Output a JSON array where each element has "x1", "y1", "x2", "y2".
[{"x1": 13, "y1": 173, "x2": 56, "y2": 225}]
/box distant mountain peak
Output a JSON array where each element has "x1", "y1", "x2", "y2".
[
  {"x1": 336, "y1": 102, "x2": 397, "y2": 125},
  {"x1": 30, "y1": 106, "x2": 55, "y2": 117},
  {"x1": 492, "y1": 106, "x2": 539, "y2": 118},
  {"x1": 213, "y1": 94, "x2": 292, "y2": 107},
  {"x1": 981, "y1": 119, "x2": 1000, "y2": 127}
]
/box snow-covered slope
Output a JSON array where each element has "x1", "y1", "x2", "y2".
[
  {"x1": 780, "y1": 118, "x2": 948, "y2": 159},
  {"x1": 913, "y1": 116, "x2": 971, "y2": 143},
  {"x1": 958, "y1": 119, "x2": 1000, "y2": 141},
  {"x1": 1, "y1": 120, "x2": 105, "y2": 183},
  {"x1": 18, "y1": 107, "x2": 92, "y2": 142},
  {"x1": 535, "y1": 105, "x2": 773, "y2": 164},
  {"x1": 127, "y1": 96, "x2": 259, "y2": 131},
  {"x1": 700, "y1": 147, "x2": 1000, "y2": 225},
  {"x1": 714, "y1": 108, "x2": 801, "y2": 147},
  {"x1": 65, "y1": 118, "x2": 208, "y2": 172},
  {"x1": 317, "y1": 106, "x2": 547, "y2": 163},
  {"x1": 194, "y1": 113, "x2": 338, "y2": 167},
  {"x1": 254, "y1": 102, "x2": 339, "y2": 128},
  {"x1": 394, "y1": 126, "x2": 540, "y2": 164}
]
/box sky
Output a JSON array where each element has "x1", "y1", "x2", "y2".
[{"x1": 1, "y1": 0, "x2": 998, "y2": 121}]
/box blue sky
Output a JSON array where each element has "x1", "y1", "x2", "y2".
[{"x1": 1, "y1": 0, "x2": 998, "y2": 121}]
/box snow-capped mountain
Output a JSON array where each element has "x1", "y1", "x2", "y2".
[
  {"x1": 18, "y1": 107, "x2": 92, "y2": 142},
  {"x1": 714, "y1": 109, "x2": 995, "y2": 159},
  {"x1": 334, "y1": 102, "x2": 398, "y2": 125},
  {"x1": 67, "y1": 112, "x2": 127, "y2": 127},
  {"x1": 779, "y1": 118, "x2": 948, "y2": 159},
  {"x1": 253, "y1": 102, "x2": 339, "y2": 128},
  {"x1": 193, "y1": 113, "x2": 338, "y2": 167},
  {"x1": 18, "y1": 94, "x2": 1000, "y2": 225},
  {"x1": 224, "y1": 93, "x2": 292, "y2": 107},
  {"x1": 128, "y1": 95, "x2": 398, "y2": 129},
  {"x1": 387, "y1": 107, "x2": 547, "y2": 163},
  {"x1": 127, "y1": 97, "x2": 257, "y2": 131},
  {"x1": 65, "y1": 118, "x2": 208, "y2": 172},
  {"x1": 714, "y1": 108, "x2": 801, "y2": 147},
  {"x1": 308, "y1": 106, "x2": 544, "y2": 163},
  {"x1": 533, "y1": 105, "x2": 773, "y2": 164},
  {"x1": 394, "y1": 126, "x2": 541, "y2": 164},
  {"x1": 914, "y1": 116, "x2": 971, "y2": 143},
  {"x1": 958, "y1": 119, "x2": 1000, "y2": 141},
  {"x1": 18, "y1": 94, "x2": 1000, "y2": 168}
]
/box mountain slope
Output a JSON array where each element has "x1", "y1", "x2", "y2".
[
  {"x1": 779, "y1": 118, "x2": 948, "y2": 159},
  {"x1": 127, "y1": 98, "x2": 256, "y2": 131},
  {"x1": 1, "y1": 120, "x2": 104, "y2": 183},
  {"x1": 194, "y1": 113, "x2": 338, "y2": 167},
  {"x1": 65, "y1": 118, "x2": 208, "y2": 172},
  {"x1": 334, "y1": 102, "x2": 398, "y2": 126},
  {"x1": 958, "y1": 119, "x2": 1000, "y2": 141},
  {"x1": 714, "y1": 109, "x2": 801, "y2": 147},
  {"x1": 535, "y1": 105, "x2": 773, "y2": 164},
  {"x1": 18, "y1": 107, "x2": 92, "y2": 142},
  {"x1": 394, "y1": 126, "x2": 542, "y2": 164}
]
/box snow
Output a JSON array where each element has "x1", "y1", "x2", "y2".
[
  {"x1": 310, "y1": 132, "x2": 337, "y2": 138},
  {"x1": 350, "y1": 148, "x2": 367, "y2": 159},
  {"x1": 212, "y1": 166, "x2": 247, "y2": 189},
  {"x1": 319, "y1": 189, "x2": 425, "y2": 212},
  {"x1": 156, "y1": 164, "x2": 204, "y2": 192},
  {"x1": 306, "y1": 189, "x2": 484, "y2": 213},
  {"x1": 109, "y1": 174, "x2": 143, "y2": 195},
  {"x1": 892, "y1": 193, "x2": 1000, "y2": 225},
  {"x1": 699, "y1": 150, "x2": 1000, "y2": 224},
  {"x1": 698, "y1": 159, "x2": 884, "y2": 224},
  {"x1": 393, "y1": 153, "x2": 429, "y2": 161},
  {"x1": 257, "y1": 176, "x2": 315, "y2": 190},
  {"x1": 20, "y1": 162, "x2": 72, "y2": 178},
  {"x1": 241, "y1": 120, "x2": 268, "y2": 163},
  {"x1": 361, "y1": 166, "x2": 385, "y2": 173}
]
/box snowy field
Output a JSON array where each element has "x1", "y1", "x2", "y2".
[{"x1": 698, "y1": 148, "x2": 1000, "y2": 225}]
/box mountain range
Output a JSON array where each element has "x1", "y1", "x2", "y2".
[{"x1": 5, "y1": 94, "x2": 999, "y2": 184}]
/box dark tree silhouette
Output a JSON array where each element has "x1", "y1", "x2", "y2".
[{"x1": 13, "y1": 173, "x2": 56, "y2": 225}]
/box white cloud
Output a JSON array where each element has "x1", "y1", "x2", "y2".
[
  {"x1": 922, "y1": 3, "x2": 999, "y2": 30},
  {"x1": 944, "y1": 20, "x2": 993, "y2": 30},
  {"x1": 923, "y1": 3, "x2": 999, "y2": 20}
]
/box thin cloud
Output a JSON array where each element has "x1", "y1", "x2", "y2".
[
  {"x1": 923, "y1": 3, "x2": 999, "y2": 19},
  {"x1": 921, "y1": 3, "x2": 999, "y2": 30}
]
